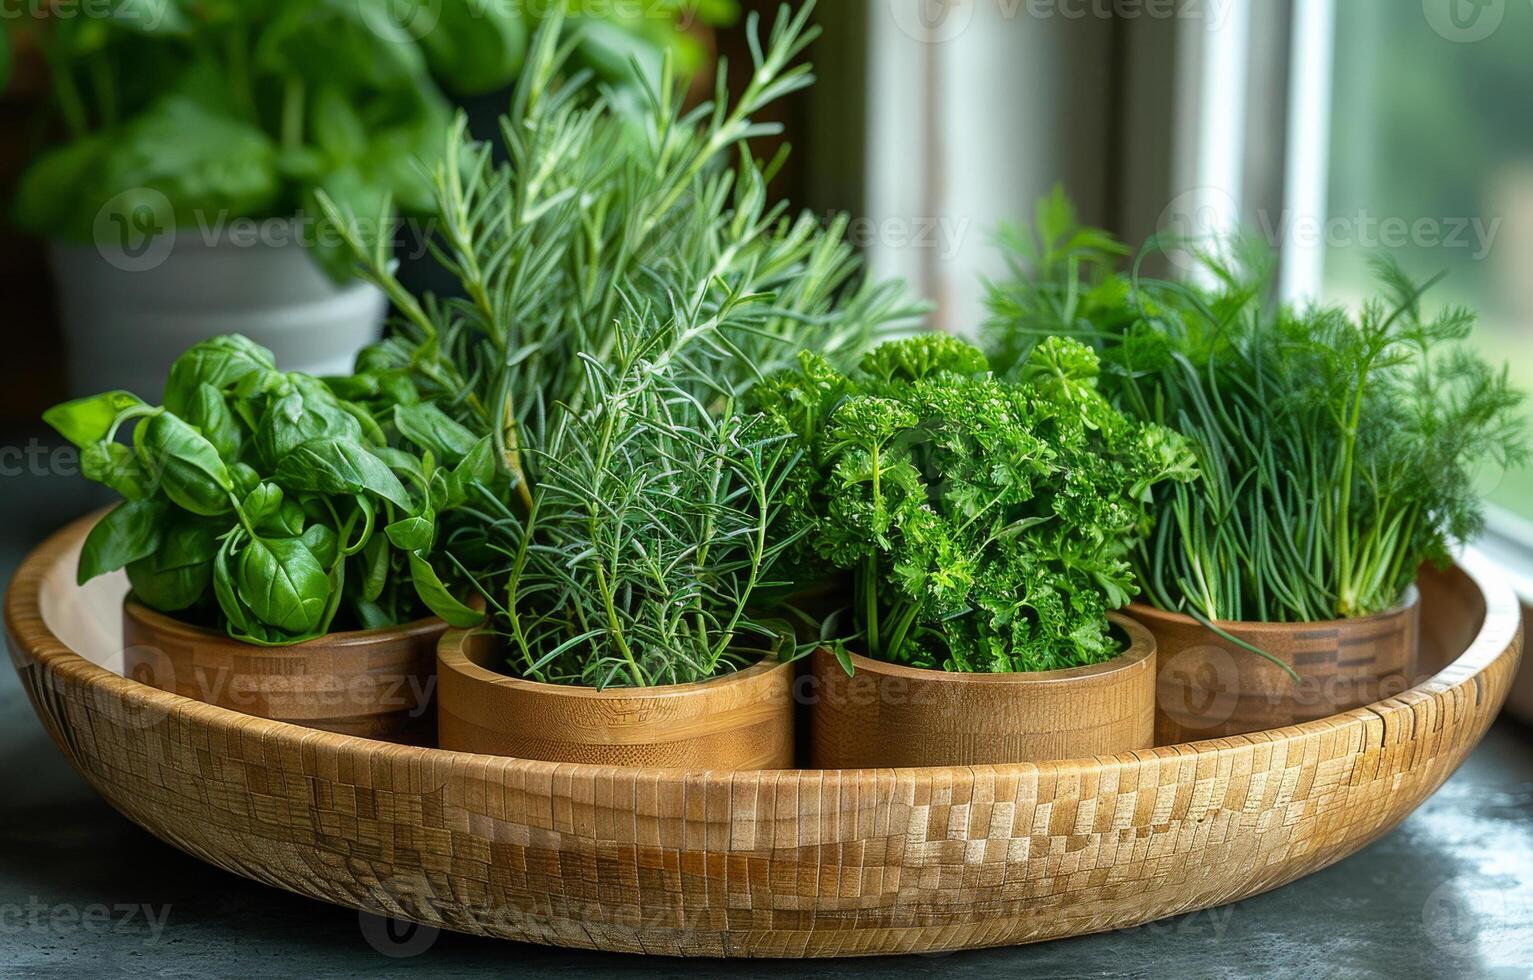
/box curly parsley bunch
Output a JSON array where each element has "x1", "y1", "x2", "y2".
[{"x1": 755, "y1": 334, "x2": 1195, "y2": 673}]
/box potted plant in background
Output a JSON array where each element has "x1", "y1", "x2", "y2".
[
  {"x1": 45, "y1": 334, "x2": 494, "y2": 741},
  {"x1": 10, "y1": 0, "x2": 731, "y2": 400},
  {"x1": 754, "y1": 333, "x2": 1195, "y2": 768},
  {"x1": 986, "y1": 191, "x2": 1529, "y2": 740},
  {"x1": 325, "y1": 3, "x2": 919, "y2": 768}
]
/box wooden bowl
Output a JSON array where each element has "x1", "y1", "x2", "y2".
[
  {"x1": 122, "y1": 597, "x2": 443, "y2": 743},
  {"x1": 4, "y1": 513, "x2": 1522, "y2": 958},
  {"x1": 1130, "y1": 590, "x2": 1420, "y2": 744},
  {"x1": 437, "y1": 628, "x2": 795, "y2": 768},
  {"x1": 809, "y1": 613, "x2": 1155, "y2": 768}
]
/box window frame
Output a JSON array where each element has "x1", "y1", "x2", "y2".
[{"x1": 1210, "y1": 0, "x2": 1533, "y2": 601}]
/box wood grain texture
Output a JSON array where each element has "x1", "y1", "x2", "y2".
[
  {"x1": 809, "y1": 613, "x2": 1155, "y2": 768},
  {"x1": 122, "y1": 596, "x2": 443, "y2": 744},
  {"x1": 4, "y1": 514, "x2": 1522, "y2": 958},
  {"x1": 1132, "y1": 591, "x2": 1421, "y2": 744},
  {"x1": 437, "y1": 629, "x2": 795, "y2": 768}
]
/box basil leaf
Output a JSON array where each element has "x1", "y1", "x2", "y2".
[
  {"x1": 184, "y1": 383, "x2": 244, "y2": 462},
  {"x1": 164, "y1": 335, "x2": 278, "y2": 415},
  {"x1": 301, "y1": 523, "x2": 340, "y2": 569},
  {"x1": 394, "y1": 403, "x2": 478, "y2": 464},
  {"x1": 453, "y1": 435, "x2": 497, "y2": 487},
  {"x1": 229, "y1": 462, "x2": 261, "y2": 497},
  {"x1": 407, "y1": 551, "x2": 484, "y2": 628},
  {"x1": 81, "y1": 442, "x2": 154, "y2": 500},
  {"x1": 236, "y1": 536, "x2": 330, "y2": 636},
  {"x1": 419, "y1": 0, "x2": 526, "y2": 96},
  {"x1": 213, "y1": 532, "x2": 251, "y2": 634},
  {"x1": 359, "y1": 532, "x2": 390, "y2": 604},
  {"x1": 78, "y1": 498, "x2": 166, "y2": 585},
  {"x1": 385, "y1": 515, "x2": 433, "y2": 552},
  {"x1": 241, "y1": 483, "x2": 284, "y2": 524},
  {"x1": 266, "y1": 500, "x2": 307, "y2": 537},
  {"x1": 43, "y1": 391, "x2": 148, "y2": 448},
  {"x1": 127, "y1": 519, "x2": 219, "y2": 612},
  {"x1": 142, "y1": 412, "x2": 234, "y2": 516},
  {"x1": 274, "y1": 438, "x2": 413, "y2": 510},
  {"x1": 255, "y1": 383, "x2": 365, "y2": 468}
]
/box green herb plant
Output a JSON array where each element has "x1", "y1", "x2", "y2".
[
  {"x1": 46, "y1": 334, "x2": 494, "y2": 645},
  {"x1": 986, "y1": 190, "x2": 1529, "y2": 631},
  {"x1": 754, "y1": 334, "x2": 1197, "y2": 674},
  {"x1": 12, "y1": 0, "x2": 735, "y2": 279},
  {"x1": 320, "y1": 3, "x2": 921, "y2": 689}
]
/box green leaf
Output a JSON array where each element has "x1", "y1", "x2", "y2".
[
  {"x1": 385, "y1": 515, "x2": 433, "y2": 552},
  {"x1": 127, "y1": 518, "x2": 219, "y2": 612},
  {"x1": 256, "y1": 0, "x2": 429, "y2": 92},
  {"x1": 79, "y1": 498, "x2": 166, "y2": 585},
  {"x1": 0, "y1": 19, "x2": 10, "y2": 95},
  {"x1": 420, "y1": 0, "x2": 528, "y2": 96},
  {"x1": 92, "y1": 94, "x2": 280, "y2": 242},
  {"x1": 213, "y1": 532, "x2": 251, "y2": 634},
  {"x1": 236, "y1": 536, "x2": 331, "y2": 636},
  {"x1": 311, "y1": 85, "x2": 369, "y2": 163},
  {"x1": 254, "y1": 378, "x2": 364, "y2": 468},
  {"x1": 81, "y1": 442, "x2": 155, "y2": 500},
  {"x1": 359, "y1": 533, "x2": 390, "y2": 604},
  {"x1": 274, "y1": 438, "x2": 413, "y2": 510},
  {"x1": 165, "y1": 335, "x2": 278, "y2": 416},
  {"x1": 228, "y1": 461, "x2": 262, "y2": 498},
  {"x1": 13, "y1": 136, "x2": 112, "y2": 240},
  {"x1": 394, "y1": 403, "x2": 477, "y2": 464},
  {"x1": 184, "y1": 383, "x2": 244, "y2": 462},
  {"x1": 241, "y1": 484, "x2": 284, "y2": 525},
  {"x1": 300, "y1": 523, "x2": 340, "y2": 569},
  {"x1": 44, "y1": 391, "x2": 149, "y2": 448},
  {"x1": 142, "y1": 412, "x2": 234, "y2": 516},
  {"x1": 407, "y1": 551, "x2": 483, "y2": 628}
]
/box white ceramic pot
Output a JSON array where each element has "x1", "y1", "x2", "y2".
[{"x1": 50, "y1": 232, "x2": 387, "y2": 401}]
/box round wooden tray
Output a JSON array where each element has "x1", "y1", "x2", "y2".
[{"x1": 5, "y1": 514, "x2": 1523, "y2": 958}]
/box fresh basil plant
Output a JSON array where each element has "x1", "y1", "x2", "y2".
[
  {"x1": 47, "y1": 335, "x2": 489, "y2": 645},
  {"x1": 12, "y1": 0, "x2": 736, "y2": 280}
]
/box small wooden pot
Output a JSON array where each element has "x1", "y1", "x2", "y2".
[
  {"x1": 808, "y1": 613, "x2": 1157, "y2": 768},
  {"x1": 122, "y1": 598, "x2": 442, "y2": 743},
  {"x1": 437, "y1": 629, "x2": 796, "y2": 769},
  {"x1": 1132, "y1": 588, "x2": 1421, "y2": 744}
]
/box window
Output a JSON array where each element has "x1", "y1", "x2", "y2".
[{"x1": 1323, "y1": 0, "x2": 1533, "y2": 525}]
